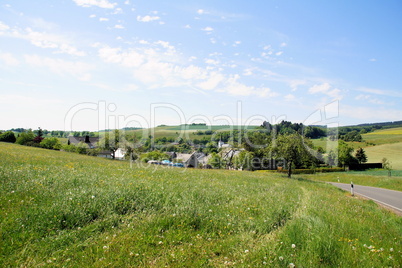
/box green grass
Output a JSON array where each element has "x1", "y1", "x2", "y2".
[
  {"x1": 363, "y1": 127, "x2": 402, "y2": 145},
  {"x1": 362, "y1": 142, "x2": 402, "y2": 170},
  {"x1": 128, "y1": 125, "x2": 258, "y2": 140},
  {"x1": 303, "y1": 172, "x2": 402, "y2": 191},
  {"x1": 0, "y1": 143, "x2": 401, "y2": 267}
]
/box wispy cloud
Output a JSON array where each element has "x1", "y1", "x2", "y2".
[
  {"x1": 24, "y1": 54, "x2": 93, "y2": 81},
  {"x1": 72, "y1": 0, "x2": 117, "y2": 9},
  {"x1": 0, "y1": 22, "x2": 86, "y2": 56},
  {"x1": 137, "y1": 15, "x2": 160, "y2": 22},
  {"x1": 0, "y1": 52, "x2": 20, "y2": 66},
  {"x1": 309, "y1": 83, "x2": 342, "y2": 100},
  {"x1": 357, "y1": 87, "x2": 402, "y2": 98}
]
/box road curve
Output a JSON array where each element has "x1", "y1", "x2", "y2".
[{"x1": 329, "y1": 182, "x2": 402, "y2": 214}]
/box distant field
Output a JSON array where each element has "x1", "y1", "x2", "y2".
[
  {"x1": 362, "y1": 127, "x2": 402, "y2": 145},
  {"x1": 0, "y1": 142, "x2": 401, "y2": 267},
  {"x1": 128, "y1": 125, "x2": 258, "y2": 139},
  {"x1": 363, "y1": 142, "x2": 402, "y2": 170}
]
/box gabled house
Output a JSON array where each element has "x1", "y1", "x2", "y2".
[
  {"x1": 68, "y1": 135, "x2": 99, "y2": 149},
  {"x1": 67, "y1": 135, "x2": 114, "y2": 159}
]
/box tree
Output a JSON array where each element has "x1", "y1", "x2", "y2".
[
  {"x1": 16, "y1": 130, "x2": 35, "y2": 145},
  {"x1": 99, "y1": 130, "x2": 121, "y2": 159},
  {"x1": 0, "y1": 131, "x2": 16, "y2": 143},
  {"x1": 140, "y1": 151, "x2": 169, "y2": 163},
  {"x1": 33, "y1": 127, "x2": 44, "y2": 144},
  {"x1": 208, "y1": 152, "x2": 225, "y2": 169},
  {"x1": 326, "y1": 150, "x2": 337, "y2": 167},
  {"x1": 338, "y1": 141, "x2": 356, "y2": 169},
  {"x1": 355, "y1": 148, "x2": 367, "y2": 164},
  {"x1": 275, "y1": 133, "x2": 311, "y2": 178},
  {"x1": 382, "y1": 157, "x2": 392, "y2": 177},
  {"x1": 40, "y1": 137, "x2": 62, "y2": 150},
  {"x1": 233, "y1": 151, "x2": 254, "y2": 170}
]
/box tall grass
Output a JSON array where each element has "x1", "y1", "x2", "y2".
[{"x1": 0, "y1": 143, "x2": 400, "y2": 267}]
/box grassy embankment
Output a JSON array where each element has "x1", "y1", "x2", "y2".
[{"x1": 0, "y1": 143, "x2": 400, "y2": 267}]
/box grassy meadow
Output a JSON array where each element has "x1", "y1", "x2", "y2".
[
  {"x1": 303, "y1": 171, "x2": 402, "y2": 191},
  {"x1": 0, "y1": 143, "x2": 401, "y2": 267},
  {"x1": 128, "y1": 125, "x2": 258, "y2": 140}
]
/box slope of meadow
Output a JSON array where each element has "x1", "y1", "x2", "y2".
[{"x1": 0, "y1": 143, "x2": 400, "y2": 267}]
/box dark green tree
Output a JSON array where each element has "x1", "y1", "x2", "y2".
[
  {"x1": 15, "y1": 130, "x2": 35, "y2": 145},
  {"x1": 355, "y1": 148, "x2": 368, "y2": 164},
  {"x1": 99, "y1": 130, "x2": 122, "y2": 159},
  {"x1": 0, "y1": 131, "x2": 16, "y2": 143}
]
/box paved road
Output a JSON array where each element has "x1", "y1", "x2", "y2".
[{"x1": 329, "y1": 182, "x2": 402, "y2": 213}]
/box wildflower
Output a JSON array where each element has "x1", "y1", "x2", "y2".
[
  {"x1": 103, "y1": 246, "x2": 108, "y2": 249},
  {"x1": 244, "y1": 249, "x2": 249, "y2": 253},
  {"x1": 91, "y1": 195, "x2": 95, "y2": 199},
  {"x1": 158, "y1": 241, "x2": 163, "y2": 245},
  {"x1": 390, "y1": 248, "x2": 394, "y2": 252},
  {"x1": 291, "y1": 244, "x2": 296, "y2": 249},
  {"x1": 289, "y1": 263, "x2": 295, "y2": 268},
  {"x1": 279, "y1": 256, "x2": 284, "y2": 261}
]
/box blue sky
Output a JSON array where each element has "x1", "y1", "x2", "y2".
[{"x1": 0, "y1": 0, "x2": 401, "y2": 131}]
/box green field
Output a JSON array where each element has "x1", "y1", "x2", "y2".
[
  {"x1": 303, "y1": 171, "x2": 402, "y2": 191},
  {"x1": 128, "y1": 125, "x2": 258, "y2": 140},
  {"x1": 0, "y1": 143, "x2": 401, "y2": 267},
  {"x1": 311, "y1": 127, "x2": 402, "y2": 170}
]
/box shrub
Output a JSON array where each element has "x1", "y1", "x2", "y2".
[
  {"x1": 40, "y1": 137, "x2": 62, "y2": 150},
  {"x1": 15, "y1": 131, "x2": 35, "y2": 145},
  {"x1": 0, "y1": 131, "x2": 16, "y2": 143}
]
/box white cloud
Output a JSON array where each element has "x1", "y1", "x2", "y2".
[
  {"x1": 114, "y1": 24, "x2": 124, "y2": 29},
  {"x1": 99, "y1": 17, "x2": 109, "y2": 21},
  {"x1": 96, "y1": 44, "x2": 277, "y2": 98},
  {"x1": 184, "y1": 24, "x2": 191, "y2": 29},
  {"x1": 355, "y1": 94, "x2": 384, "y2": 105},
  {"x1": 24, "y1": 54, "x2": 93, "y2": 81},
  {"x1": 113, "y1": 8, "x2": 123, "y2": 14},
  {"x1": 72, "y1": 0, "x2": 117, "y2": 9},
  {"x1": 2, "y1": 25, "x2": 86, "y2": 56},
  {"x1": 289, "y1": 80, "x2": 306, "y2": 91},
  {"x1": 89, "y1": 14, "x2": 96, "y2": 18},
  {"x1": 357, "y1": 87, "x2": 402, "y2": 98},
  {"x1": 0, "y1": 52, "x2": 20, "y2": 66},
  {"x1": 197, "y1": 72, "x2": 224, "y2": 90},
  {"x1": 280, "y1": 42, "x2": 287, "y2": 47},
  {"x1": 98, "y1": 46, "x2": 144, "y2": 67},
  {"x1": 219, "y1": 74, "x2": 277, "y2": 97},
  {"x1": 309, "y1": 83, "x2": 342, "y2": 100},
  {"x1": 285, "y1": 94, "x2": 296, "y2": 101},
  {"x1": 233, "y1": 41, "x2": 241, "y2": 47},
  {"x1": 202, "y1": 27, "x2": 214, "y2": 32},
  {"x1": 197, "y1": 9, "x2": 205, "y2": 15},
  {"x1": 275, "y1": 51, "x2": 283, "y2": 56},
  {"x1": 204, "y1": 58, "x2": 219, "y2": 65},
  {"x1": 341, "y1": 105, "x2": 402, "y2": 122},
  {"x1": 137, "y1": 15, "x2": 160, "y2": 22},
  {"x1": 0, "y1": 21, "x2": 10, "y2": 32}
]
